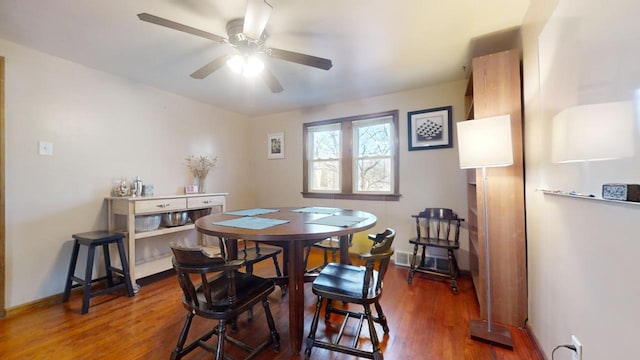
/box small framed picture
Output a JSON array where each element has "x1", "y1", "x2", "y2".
[
  {"x1": 408, "y1": 106, "x2": 453, "y2": 151},
  {"x1": 267, "y1": 132, "x2": 285, "y2": 159},
  {"x1": 184, "y1": 185, "x2": 198, "y2": 194}
]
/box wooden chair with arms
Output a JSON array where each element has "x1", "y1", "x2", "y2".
[
  {"x1": 303, "y1": 234, "x2": 353, "y2": 274},
  {"x1": 217, "y1": 237, "x2": 285, "y2": 294},
  {"x1": 407, "y1": 208, "x2": 464, "y2": 294},
  {"x1": 169, "y1": 244, "x2": 280, "y2": 360},
  {"x1": 304, "y1": 228, "x2": 395, "y2": 360}
]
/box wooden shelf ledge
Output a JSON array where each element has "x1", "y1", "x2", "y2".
[{"x1": 540, "y1": 189, "x2": 640, "y2": 207}]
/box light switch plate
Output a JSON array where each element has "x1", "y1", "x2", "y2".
[{"x1": 38, "y1": 141, "x2": 53, "y2": 156}]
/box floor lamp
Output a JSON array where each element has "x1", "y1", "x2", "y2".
[{"x1": 456, "y1": 114, "x2": 514, "y2": 349}]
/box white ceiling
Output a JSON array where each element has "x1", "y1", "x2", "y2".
[{"x1": 0, "y1": 0, "x2": 529, "y2": 116}]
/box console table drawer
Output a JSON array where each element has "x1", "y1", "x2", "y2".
[
  {"x1": 188, "y1": 195, "x2": 225, "y2": 209},
  {"x1": 135, "y1": 198, "x2": 187, "y2": 214}
]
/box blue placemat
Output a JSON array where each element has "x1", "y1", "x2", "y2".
[
  {"x1": 291, "y1": 207, "x2": 343, "y2": 214},
  {"x1": 305, "y1": 215, "x2": 367, "y2": 227},
  {"x1": 224, "y1": 208, "x2": 280, "y2": 216},
  {"x1": 212, "y1": 216, "x2": 289, "y2": 230}
]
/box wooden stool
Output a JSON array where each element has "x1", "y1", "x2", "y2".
[{"x1": 63, "y1": 231, "x2": 134, "y2": 314}]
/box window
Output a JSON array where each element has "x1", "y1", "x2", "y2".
[{"x1": 303, "y1": 110, "x2": 400, "y2": 201}]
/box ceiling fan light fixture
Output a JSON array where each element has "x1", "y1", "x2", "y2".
[
  {"x1": 243, "y1": 0, "x2": 272, "y2": 40},
  {"x1": 227, "y1": 54, "x2": 265, "y2": 77}
]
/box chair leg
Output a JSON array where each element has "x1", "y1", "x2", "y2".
[
  {"x1": 324, "y1": 299, "x2": 334, "y2": 320},
  {"x1": 447, "y1": 249, "x2": 458, "y2": 294},
  {"x1": 81, "y1": 244, "x2": 96, "y2": 314},
  {"x1": 215, "y1": 320, "x2": 227, "y2": 360},
  {"x1": 408, "y1": 244, "x2": 419, "y2": 284},
  {"x1": 262, "y1": 297, "x2": 281, "y2": 352},
  {"x1": 102, "y1": 244, "x2": 114, "y2": 288},
  {"x1": 171, "y1": 311, "x2": 194, "y2": 360},
  {"x1": 245, "y1": 263, "x2": 255, "y2": 320},
  {"x1": 115, "y1": 238, "x2": 134, "y2": 296},
  {"x1": 271, "y1": 255, "x2": 282, "y2": 277},
  {"x1": 270, "y1": 255, "x2": 286, "y2": 296},
  {"x1": 330, "y1": 247, "x2": 337, "y2": 262},
  {"x1": 374, "y1": 301, "x2": 389, "y2": 334},
  {"x1": 322, "y1": 248, "x2": 329, "y2": 266},
  {"x1": 305, "y1": 296, "x2": 323, "y2": 360},
  {"x1": 303, "y1": 246, "x2": 312, "y2": 271},
  {"x1": 63, "y1": 240, "x2": 80, "y2": 302},
  {"x1": 364, "y1": 304, "x2": 383, "y2": 360}
]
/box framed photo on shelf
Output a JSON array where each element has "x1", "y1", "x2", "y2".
[
  {"x1": 407, "y1": 106, "x2": 453, "y2": 151},
  {"x1": 267, "y1": 132, "x2": 285, "y2": 159},
  {"x1": 184, "y1": 184, "x2": 198, "y2": 194}
]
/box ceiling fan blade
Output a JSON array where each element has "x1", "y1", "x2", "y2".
[
  {"x1": 266, "y1": 48, "x2": 333, "y2": 70},
  {"x1": 190, "y1": 54, "x2": 232, "y2": 79},
  {"x1": 137, "y1": 13, "x2": 227, "y2": 43},
  {"x1": 243, "y1": 0, "x2": 272, "y2": 40},
  {"x1": 261, "y1": 68, "x2": 284, "y2": 93}
]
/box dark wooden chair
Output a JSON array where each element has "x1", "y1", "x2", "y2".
[
  {"x1": 239, "y1": 240, "x2": 284, "y2": 280},
  {"x1": 407, "y1": 208, "x2": 464, "y2": 294},
  {"x1": 215, "y1": 237, "x2": 285, "y2": 292},
  {"x1": 169, "y1": 245, "x2": 280, "y2": 360},
  {"x1": 305, "y1": 228, "x2": 395, "y2": 360},
  {"x1": 303, "y1": 234, "x2": 353, "y2": 273}
]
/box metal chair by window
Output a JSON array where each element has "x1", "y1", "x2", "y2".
[
  {"x1": 305, "y1": 228, "x2": 395, "y2": 360},
  {"x1": 407, "y1": 208, "x2": 464, "y2": 294},
  {"x1": 169, "y1": 244, "x2": 280, "y2": 360}
]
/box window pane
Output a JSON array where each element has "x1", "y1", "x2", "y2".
[
  {"x1": 354, "y1": 118, "x2": 393, "y2": 193},
  {"x1": 357, "y1": 123, "x2": 391, "y2": 157},
  {"x1": 311, "y1": 160, "x2": 340, "y2": 191},
  {"x1": 311, "y1": 130, "x2": 340, "y2": 160},
  {"x1": 355, "y1": 158, "x2": 391, "y2": 192}
]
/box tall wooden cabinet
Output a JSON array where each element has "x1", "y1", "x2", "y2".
[{"x1": 464, "y1": 49, "x2": 527, "y2": 327}]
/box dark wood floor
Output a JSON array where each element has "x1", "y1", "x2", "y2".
[{"x1": 0, "y1": 251, "x2": 542, "y2": 359}]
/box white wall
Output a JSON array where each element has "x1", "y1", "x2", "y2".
[
  {"x1": 522, "y1": 0, "x2": 640, "y2": 358},
  {"x1": 248, "y1": 81, "x2": 470, "y2": 265},
  {"x1": 1, "y1": 39, "x2": 254, "y2": 308}
]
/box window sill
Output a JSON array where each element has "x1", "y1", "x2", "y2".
[{"x1": 301, "y1": 192, "x2": 401, "y2": 201}]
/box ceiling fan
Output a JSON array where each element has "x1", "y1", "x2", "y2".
[{"x1": 137, "y1": 0, "x2": 333, "y2": 93}]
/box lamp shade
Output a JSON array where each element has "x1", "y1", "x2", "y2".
[
  {"x1": 551, "y1": 101, "x2": 634, "y2": 163},
  {"x1": 457, "y1": 115, "x2": 514, "y2": 169}
]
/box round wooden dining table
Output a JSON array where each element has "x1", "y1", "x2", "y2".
[{"x1": 195, "y1": 207, "x2": 377, "y2": 353}]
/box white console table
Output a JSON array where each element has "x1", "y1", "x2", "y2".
[{"x1": 106, "y1": 193, "x2": 227, "y2": 289}]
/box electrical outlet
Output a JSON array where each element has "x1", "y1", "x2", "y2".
[{"x1": 571, "y1": 335, "x2": 583, "y2": 360}]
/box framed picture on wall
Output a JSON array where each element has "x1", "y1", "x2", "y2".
[
  {"x1": 407, "y1": 106, "x2": 453, "y2": 151},
  {"x1": 267, "y1": 132, "x2": 285, "y2": 159}
]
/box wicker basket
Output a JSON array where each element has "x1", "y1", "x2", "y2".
[{"x1": 135, "y1": 214, "x2": 161, "y2": 232}]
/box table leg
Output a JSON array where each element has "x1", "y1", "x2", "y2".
[
  {"x1": 227, "y1": 238, "x2": 238, "y2": 260},
  {"x1": 287, "y1": 240, "x2": 305, "y2": 353},
  {"x1": 339, "y1": 234, "x2": 351, "y2": 264}
]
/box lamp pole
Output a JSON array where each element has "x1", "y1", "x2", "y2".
[{"x1": 481, "y1": 166, "x2": 492, "y2": 332}]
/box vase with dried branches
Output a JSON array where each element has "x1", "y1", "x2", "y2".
[{"x1": 185, "y1": 155, "x2": 218, "y2": 194}]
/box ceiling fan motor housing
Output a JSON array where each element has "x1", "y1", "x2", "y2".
[{"x1": 226, "y1": 18, "x2": 267, "y2": 51}]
